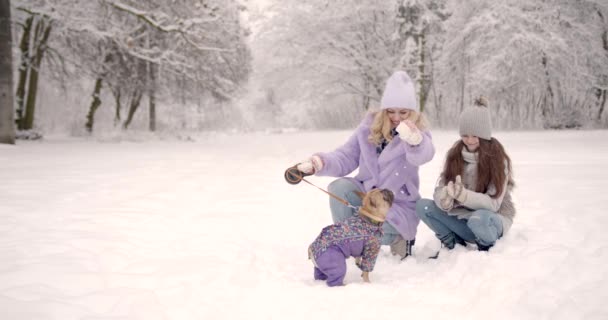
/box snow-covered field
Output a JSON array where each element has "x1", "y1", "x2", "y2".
[{"x1": 1, "y1": 130, "x2": 607, "y2": 320}]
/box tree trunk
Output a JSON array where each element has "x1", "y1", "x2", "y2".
[
  {"x1": 428, "y1": 46, "x2": 441, "y2": 126},
  {"x1": 84, "y1": 77, "x2": 103, "y2": 133},
  {"x1": 541, "y1": 52, "x2": 554, "y2": 126},
  {"x1": 418, "y1": 34, "x2": 429, "y2": 113},
  {"x1": 459, "y1": 35, "x2": 467, "y2": 113},
  {"x1": 0, "y1": 0, "x2": 15, "y2": 144},
  {"x1": 22, "y1": 17, "x2": 51, "y2": 130},
  {"x1": 149, "y1": 91, "x2": 156, "y2": 131},
  {"x1": 148, "y1": 64, "x2": 156, "y2": 131},
  {"x1": 362, "y1": 75, "x2": 371, "y2": 111},
  {"x1": 596, "y1": 9, "x2": 607, "y2": 122},
  {"x1": 15, "y1": 15, "x2": 32, "y2": 129},
  {"x1": 145, "y1": 31, "x2": 157, "y2": 132},
  {"x1": 598, "y1": 89, "x2": 607, "y2": 121},
  {"x1": 111, "y1": 86, "x2": 122, "y2": 125},
  {"x1": 123, "y1": 90, "x2": 142, "y2": 129}
]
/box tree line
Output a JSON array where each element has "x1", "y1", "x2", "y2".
[
  {"x1": 1, "y1": 0, "x2": 251, "y2": 143},
  {"x1": 251, "y1": 0, "x2": 608, "y2": 130},
  {"x1": 2, "y1": 0, "x2": 608, "y2": 144}
]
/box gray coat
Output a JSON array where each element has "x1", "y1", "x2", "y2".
[{"x1": 433, "y1": 149, "x2": 516, "y2": 233}]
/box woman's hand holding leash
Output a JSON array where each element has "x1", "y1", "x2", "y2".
[
  {"x1": 284, "y1": 156, "x2": 324, "y2": 185},
  {"x1": 296, "y1": 155, "x2": 323, "y2": 174}
]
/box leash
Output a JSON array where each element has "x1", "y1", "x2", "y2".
[
  {"x1": 301, "y1": 177, "x2": 383, "y2": 227},
  {"x1": 284, "y1": 166, "x2": 359, "y2": 210},
  {"x1": 301, "y1": 178, "x2": 360, "y2": 211}
]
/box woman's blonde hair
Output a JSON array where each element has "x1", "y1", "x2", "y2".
[{"x1": 368, "y1": 109, "x2": 430, "y2": 145}]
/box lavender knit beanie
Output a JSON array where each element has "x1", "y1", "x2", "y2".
[
  {"x1": 459, "y1": 97, "x2": 492, "y2": 140},
  {"x1": 380, "y1": 71, "x2": 418, "y2": 111}
]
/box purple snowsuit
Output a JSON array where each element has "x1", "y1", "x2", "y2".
[
  {"x1": 309, "y1": 215, "x2": 383, "y2": 286},
  {"x1": 315, "y1": 113, "x2": 435, "y2": 241}
]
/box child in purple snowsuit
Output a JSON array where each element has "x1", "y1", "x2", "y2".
[{"x1": 308, "y1": 188, "x2": 394, "y2": 286}]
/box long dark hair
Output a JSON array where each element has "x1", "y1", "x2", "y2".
[{"x1": 441, "y1": 138, "x2": 514, "y2": 198}]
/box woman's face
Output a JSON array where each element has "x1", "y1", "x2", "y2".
[
  {"x1": 386, "y1": 108, "x2": 411, "y2": 128},
  {"x1": 462, "y1": 135, "x2": 480, "y2": 152}
]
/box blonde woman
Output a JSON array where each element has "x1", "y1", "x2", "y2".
[{"x1": 294, "y1": 71, "x2": 435, "y2": 259}]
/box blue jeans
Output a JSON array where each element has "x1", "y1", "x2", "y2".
[
  {"x1": 328, "y1": 178, "x2": 399, "y2": 245},
  {"x1": 415, "y1": 198, "x2": 503, "y2": 247}
]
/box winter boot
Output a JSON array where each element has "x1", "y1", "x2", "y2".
[
  {"x1": 390, "y1": 235, "x2": 415, "y2": 260},
  {"x1": 440, "y1": 234, "x2": 466, "y2": 250},
  {"x1": 476, "y1": 242, "x2": 492, "y2": 251},
  {"x1": 428, "y1": 235, "x2": 466, "y2": 259}
]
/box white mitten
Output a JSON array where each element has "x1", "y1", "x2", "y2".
[
  {"x1": 296, "y1": 155, "x2": 323, "y2": 174},
  {"x1": 437, "y1": 186, "x2": 454, "y2": 210},
  {"x1": 446, "y1": 175, "x2": 467, "y2": 203},
  {"x1": 396, "y1": 121, "x2": 423, "y2": 146}
]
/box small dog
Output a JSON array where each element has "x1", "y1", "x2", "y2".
[{"x1": 308, "y1": 188, "x2": 394, "y2": 286}]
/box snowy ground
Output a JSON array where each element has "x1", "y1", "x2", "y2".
[{"x1": 1, "y1": 129, "x2": 607, "y2": 320}]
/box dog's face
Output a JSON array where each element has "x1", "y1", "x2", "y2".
[{"x1": 361, "y1": 188, "x2": 394, "y2": 221}]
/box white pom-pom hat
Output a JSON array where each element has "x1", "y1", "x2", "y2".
[{"x1": 380, "y1": 71, "x2": 418, "y2": 112}]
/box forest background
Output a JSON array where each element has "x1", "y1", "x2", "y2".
[{"x1": 1, "y1": 0, "x2": 608, "y2": 140}]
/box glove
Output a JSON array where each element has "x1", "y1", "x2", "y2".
[
  {"x1": 446, "y1": 175, "x2": 467, "y2": 203},
  {"x1": 436, "y1": 185, "x2": 454, "y2": 210},
  {"x1": 395, "y1": 120, "x2": 422, "y2": 146},
  {"x1": 296, "y1": 155, "x2": 323, "y2": 174}
]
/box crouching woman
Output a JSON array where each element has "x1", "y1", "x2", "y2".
[{"x1": 416, "y1": 97, "x2": 515, "y2": 252}]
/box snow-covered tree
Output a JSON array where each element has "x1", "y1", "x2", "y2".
[
  {"x1": 12, "y1": 4, "x2": 54, "y2": 131},
  {"x1": 10, "y1": 0, "x2": 252, "y2": 133},
  {"x1": 250, "y1": 0, "x2": 450, "y2": 129},
  {"x1": 252, "y1": 0, "x2": 399, "y2": 129},
  {"x1": 250, "y1": 0, "x2": 608, "y2": 130},
  {"x1": 394, "y1": 0, "x2": 449, "y2": 113},
  {"x1": 75, "y1": 0, "x2": 251, "y2": 132},
  {"x1": 434, "y1": 0, "x2": 608, "y2": 129}
]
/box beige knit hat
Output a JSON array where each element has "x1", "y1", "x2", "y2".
[{"x1": 459, "y1": 96, "x2": 492, "y2": 140}]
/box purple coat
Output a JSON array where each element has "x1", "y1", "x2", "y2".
[{"x1": 315, "y1": 113, "x2": 435, "y2": 240}]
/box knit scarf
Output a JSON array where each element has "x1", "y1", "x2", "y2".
[{"x1": 461, "y1": 149, "x2": 478, "y2": 190}]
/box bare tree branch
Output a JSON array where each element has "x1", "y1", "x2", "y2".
[{"x1": 107, "y1": 1, "x2": 233, "y2": 53}]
